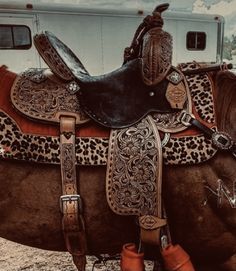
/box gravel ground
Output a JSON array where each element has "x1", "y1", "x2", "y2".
[{"x1": 0, "y1": 238, "x2": 154, "y2": 271}]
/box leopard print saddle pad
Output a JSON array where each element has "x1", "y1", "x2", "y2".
[{"x1": 0, "y1": 62, "x2": 217, "y2": 167}]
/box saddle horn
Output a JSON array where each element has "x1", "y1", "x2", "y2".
[
  {"x1": 123, "y1": 3, "x2": 170, "y2": 64},
  {"x1": 153, "y1": 3, "x2": 169, "y2": 14}
]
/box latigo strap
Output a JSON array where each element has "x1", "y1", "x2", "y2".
[{"x1": 60, "y1": 116, "x2": 87, "y2": 270}]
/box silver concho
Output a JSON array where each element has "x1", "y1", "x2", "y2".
[
  {"x1": 167, "y1": 71, "x2": 183, "y2": 85},
  {"x1": 30, "y1": 70, "x2": 47, "y2": 83},
  {"x1": 66, "y1": 81, "x2": 80, "y2": 94},
  {"x1": 212, "y1": 132, "x2": 233, "y2": 150}
]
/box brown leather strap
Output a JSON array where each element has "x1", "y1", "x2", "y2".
[
  {"x1": 60, "y1": 116, "x2": 87, "y2": 270},
  {"x1": 138, "y1": 116, "x2": 166, "y2": 245},
  {"x1": 139, "y1": 215, "x2": 166, "y2": 245}
]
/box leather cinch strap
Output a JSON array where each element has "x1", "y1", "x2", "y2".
[
  {"x1": 60, "y1": 116, "x2": 87, "y2": 270},
  {"x1": 178, "y1": 111, "x2": 236, "y2": 158}
]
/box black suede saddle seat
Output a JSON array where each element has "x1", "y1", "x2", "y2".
[{"x1": 34, "y1": 31, "x2": 183, "y2": 128}]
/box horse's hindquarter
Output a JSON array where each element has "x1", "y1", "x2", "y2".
[{"x1": 163, "y1": 152, "x2": 236, "y2": 265}]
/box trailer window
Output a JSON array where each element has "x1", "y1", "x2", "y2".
[
  {"x1": 186, "y1": 31, "x2": 206, "y2": 50},
  {"x1": 0, "y1": 25, "x2": 31, "y2": 49}
]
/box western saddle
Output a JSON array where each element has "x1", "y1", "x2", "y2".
[{"x1": 9, "y1": 3, "x2": 236, "y2": 271}]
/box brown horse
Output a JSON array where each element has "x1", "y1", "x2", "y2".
[{"x1": 0, "y1": 64, "x2": 235, "y2": 271}]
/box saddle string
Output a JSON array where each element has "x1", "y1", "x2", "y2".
[{"x1": 220, "y1": 62, "x2": 230, "y2": 71}]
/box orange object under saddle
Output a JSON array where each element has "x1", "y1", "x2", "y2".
[
  {"x1": 161, "y1": 244, "x2": 195, "y2": 271},
  {"x1": 120, "y1": 243, "x2": 145, "y2": 271},
  {"x1": 0, "y1": 67, "x2": 109, "y2": 137}
]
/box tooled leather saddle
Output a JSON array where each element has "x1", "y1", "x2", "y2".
[{"x1": 33, "y1": 4, "x2": 184, "y2": 128}]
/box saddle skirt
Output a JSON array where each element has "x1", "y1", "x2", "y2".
[{"x1": 11, "y1": 68, "x2": 89, "y2": 125}]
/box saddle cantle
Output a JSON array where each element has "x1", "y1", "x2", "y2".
[
  {"x1": 34, "y1": 31, "x2": 89, "y2": 82},
  {"x1": 33, "y1": 29, "x2": 180, "y2": 128}
]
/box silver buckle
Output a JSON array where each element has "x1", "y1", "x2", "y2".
[
  {"x1": 177, "y1": 111, "x2": 195, "y2": 127},
  {"x1": 161, "y1": 235, "x2": 169, "y2": 249},
  {"x1": 161, "y1": 133, "x2": 170, "y2": 147},
  {"x1": 60, "y1": 194, "x2": 82, "y2": 213},
  {"x1": 212, "y1": 132, "x2": 233, "y2": 150}
]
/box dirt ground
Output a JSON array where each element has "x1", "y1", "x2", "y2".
[{"x1": 0, "y1": 237, "x2": 154, "y2": 271}]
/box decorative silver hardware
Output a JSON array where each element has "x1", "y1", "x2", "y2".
[
  {"x1": 167, "y1": 71, "x2": 183, "y2": 85},
  {"x1": 66, "y1": 81, "x2": 80, "y2": 94},
  {"x1": 177, "y1": 110, "x2": 195, "y2": 127},
  {"x1": 161, "y1": 235, "x2": 169, "y2": 249},
  {"x1": 161, "y1": 133, "x2": 170, "y2": 147},
  {"x1": 60, "y1": 194, "x2": 82, "y2": 213},
  {"x1": 149, "y1": 91, "x2": 155, "y2": 97},
  {"x1": 212, "y1": 132, "x2": 233, "y2": 150},
  {"x1": 30, "y1": 71, "x2": 47, "y2": 83}
]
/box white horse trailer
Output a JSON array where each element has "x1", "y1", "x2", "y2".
[{"x1": 0, "y1": 1, "x2": 224, "y2": 74}]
